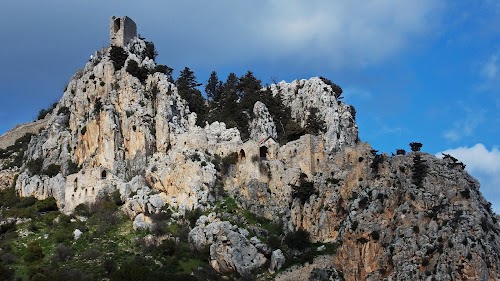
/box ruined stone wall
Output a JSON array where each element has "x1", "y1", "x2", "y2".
[
  {"x1": 110, "y1": 16, "x2": 137, "y2": 47},
  {"x1": 0, "y1": 117, "x2": 48, "y2": 150}
]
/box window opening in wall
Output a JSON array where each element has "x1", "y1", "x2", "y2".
[
  {"x1": 113, "y1": 18, "x2": 121, "y2": 32},
  {"x1": 260, "y1": 146, "x2": 268, "y2": 159}
]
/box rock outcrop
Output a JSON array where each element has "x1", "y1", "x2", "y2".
[
  {"x1": 1, "y1": 18, "x2": 498, "y2": 281},
  {"x1": 250, "y1": 101, "x2": 277, "y2": 141},
  {"x1": 270, "y1": 78, "x2": 358, "y2": 151},
  {"x1": 189, "y1": 215, "x2": 267, "y2": 276}
]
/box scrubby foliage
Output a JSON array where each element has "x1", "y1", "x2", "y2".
[
  {"x1": 409, "y1": 142, "x2": 423, "y2": 152},
  {"x1": 291, "y1": 174, "x2": 318, "y2": 204},
  {"x1": 0, "y1": 133, "x2": 34, "y2": 169},
  {"x1": 126, "y1": 60, "x2": 149, "y2": 83},
  {"x1": 36, "y1": 102, "x2": 58, "y2": 120},
  {"x1": 412, "y1": 153, "x2": 427, "y2": 188},
  {"x1": 110, "y1": 46, "x2": 127, "y2": 70},
  {"x1": 220, "y1": 152, "x2": 238, "y2": 175},
  {"x1": 142, "y1": 41, "x2": 157, "y2": 61},
  {"x1": 305, "y1": 107, "x2": 326, "y2": 135},
  {"x1": 0, "y1": 188, "x2": 218, "y2": 280},
  {"x1": 319, "y1": 76, "x2": 343, "y2": 99},
  {"x1": 284, "y1": 229, "x2": 311, "y2": 251},
  {"x1": 153, "y1": 65, "x2": 174, "y2": 82},
  {"x1": 176, "y1": 67, "x2": 208, "y2": 126}
]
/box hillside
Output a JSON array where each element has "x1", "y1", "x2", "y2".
[{"x1": 0, "y1": 16, "x2": 499, "y2": 281}]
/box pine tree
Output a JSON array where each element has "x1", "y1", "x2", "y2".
[
  {"x1": 238, "y1": 71, "x2": 262, "y2": 115},
  {"x1": 236, "y1": 71, "x2": 262, "y2": 138},
  {"x1": 205, "y1": 71, "x2": 223, "y2": 123},
  {"x1": 305, "y1": 107, "x2": 326, "y2": 135},
  {"x1": 219, "y1": 73, "x2": 239, "y2": 128},
  {"x1": 176, "y1": 67, "x2": 207, "y2": 126},
  {"x1": 261, "y1": 87, "x2": 292, "y2": 144},
  {"x1": 205, "y1": 71, "x2": 222, "y2": 103}
]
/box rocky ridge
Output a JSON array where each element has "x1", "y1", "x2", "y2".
[{"x1": 0, "y1": 25, "x2": 498, "y2": 281}]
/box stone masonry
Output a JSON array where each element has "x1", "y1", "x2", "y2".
[{"x1": 110, "y1": 16, "x2": 137, "y2": 47}]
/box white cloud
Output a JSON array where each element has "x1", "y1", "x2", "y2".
[
  {"x1": 443, "y1": 106, "x2": 485, "y2": 142},
  {"x1": 482, "y1": 53, "x2": 498, "y2": 80},
  {"x1": 255, "y1": 0, "x2": 442, "y2": 67},
  {"x1": 143, "y1": 0, "x2": 443, "y2": 69},
  {"x1": 343, "y1": 86, "x2": 373, "y2": 101},
  {"x1": 437, "y1": 144, "x2": 500, "y2": 213}
]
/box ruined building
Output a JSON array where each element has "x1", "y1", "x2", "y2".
[{"x1": 110, "y1": 16, "x2": 137, "y2": 47}]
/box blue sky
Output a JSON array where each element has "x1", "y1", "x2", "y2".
[{"x1": 0, "y1": 1, "x2": 498, "y2": 212}]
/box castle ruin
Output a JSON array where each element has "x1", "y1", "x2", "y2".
[{"x1": 110, "y1": 16, "x2": 137, "y2": 47}]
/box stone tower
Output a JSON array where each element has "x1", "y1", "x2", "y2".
[{"x1": 110, "y1": 16, "x2": 137, "y2": 47}]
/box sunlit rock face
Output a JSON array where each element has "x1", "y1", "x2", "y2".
[{"x1": 3, "y1": 21, "x2": 498, "y2": 280}]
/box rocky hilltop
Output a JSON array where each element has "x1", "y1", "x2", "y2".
[{"x1": 0, "y1": 17, "x2": 499, "y2": 281}]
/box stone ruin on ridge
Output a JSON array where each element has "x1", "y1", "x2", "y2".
[{"x1": 110, "y1": 16, "x2": 137, "y2": 47}]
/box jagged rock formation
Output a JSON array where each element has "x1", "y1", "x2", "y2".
[
  {"x1": 1, "y1": 17, "x2": 499, "y2": 281},
  {"x1": 250, "y1": 101, "x2": 277, "y2": 141},
  {"x1": 189, "y1": 215, "x2": 267, "y2": 276},
  {"x1": 270, "y1": 78, "x2": 358, "y2": 151}
]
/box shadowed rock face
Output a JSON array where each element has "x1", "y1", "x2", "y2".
[{"x1": 1, "y1": 24, "x2": 498, "y2": 280}]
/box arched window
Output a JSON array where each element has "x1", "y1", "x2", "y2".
[
  {"x1": 101, "y1": 170, "x2": 107, "y2": 179},
  {"x1": 239, "y1": 149, "x2": 246, "y2": 160},
  {"x1": 260, "y1": 146, "x2": 268, "y2": 159}
]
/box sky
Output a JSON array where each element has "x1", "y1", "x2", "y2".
[{"x1": 0, "y1": 1, "x2": 498, "y2": 212}]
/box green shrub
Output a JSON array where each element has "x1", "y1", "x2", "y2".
[
  {"x1": 66, "y1": 160, "x2": 80, "y2": 175},
  {"x1": 284, "y1": 229, "x2": 310, "y2": 251},
  {"x1": 291, "y1": 177, "x2": 317, "y2": 205},
  {"x1": 221, "y1": 152, "x2": 238, "y2": 175},
  {"x1": 284, "y1": 120, "x2": 306, "y2": 143},
  {"x1": 319, "y1": 76, "x2": 343, "y2": 99},
  {"x1": 24, "y1": 242, "x2": 45, "y2": 262},
  {"x1": 126, "y1": 60, "x2": 149, "y2": 83},
  {"x1": 371, "y1": 230, "x2": 380, "y2": 240},
  {"x1": 110, "y1": 46, "x2": 127, "y2": 70},
  {"x1": 0, "y1": 264, "x2": 15, "y2": 281},
  {"x1": 93, "y1": 98, "x2": 102, "y2": 114},
  {"x1": 411, "y1": 153, "x2": 427, "y2": 188},
  {"x1": 43, "y1": 164, "x2": 61, "y2": 177},
  {"x1": 17, "y1": 196, "x2": 36, "y2": 208},
  {"x1": 37, "y1": 102, "x2": 58, "y2": 120},
  {"x1": 53, "y1": 244, "x2": 73, "y2": 262},
  {"x1": 142, "y1": 41, "x2": 158, "y2": 60},
  {"x1": 153, "y1": 65, "x2": 173, "y2": 82},
  {"x1": 185, "y1": 207, "x2": 203, "y2": 228},
  {"x1": 190, "y1": 152, "x2": 201, "y2": 162},
  {"x1": 57, "y1": 106, "x2": 70, "y2": 115},
  {"x1": 74, "y1": 203, "x2": 91, "y2": 216},
  {"x1": 0, "y1": 187, "x2": 20, "y2": 209},
  {"x1": 34, "y1": 197, "x2": 58, "y2": 212},
  {"x1": 27, "y1": 158, "x2": 44, "y2": 175},
  {"x1": 409, "y1": 142, "x2": 423, "y2": 152}
]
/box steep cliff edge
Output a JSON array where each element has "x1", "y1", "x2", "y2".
[{"x1": 0, "y1": 20, "x2": 498, "y2": 281}]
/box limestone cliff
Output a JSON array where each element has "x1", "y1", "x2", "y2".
[{"x1": 0, "y1": 20, "x2": 498, "y2": 281}]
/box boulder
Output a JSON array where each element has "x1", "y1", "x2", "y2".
[{"x1": 269, "y1": 249, "x2": 286, "y2": 273}]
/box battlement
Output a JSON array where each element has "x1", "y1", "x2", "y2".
[{"x1": 110, "y1": 16, "x2": 137, "y2": 47}]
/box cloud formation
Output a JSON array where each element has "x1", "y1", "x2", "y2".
[
  {"x1": 437, "y1": 144, "x2": 500, "y2": 213},
  {"x1": 482, "y1": 52, "x2": 499, "y2": 80},
  {"x1": 141, "y1": 0, "x2": 443, "y2": 69},
  {"x1": 443, "y1": 106, "x2": 485, "y2": 142}
]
